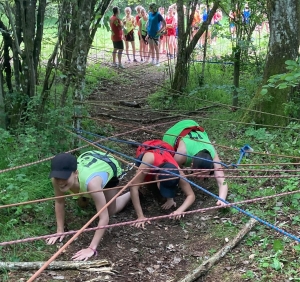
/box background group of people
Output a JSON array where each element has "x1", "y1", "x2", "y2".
[
  {"x1": 109, "y1": 2, "x2": 270, "y2": 68},
  {"x1": 109, "y1": 4, "x2": 168, "y2": 68},
  {"x1": 47, "y1": 120, "x2": 229, "y2": 261}
]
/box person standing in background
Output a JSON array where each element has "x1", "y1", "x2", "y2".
[
  {"x1": 109, "y1": 7, "x2": 125, "y2": 68},
  {"x1": 123, "y1": 7, "x2": 137, "y2": 62}
]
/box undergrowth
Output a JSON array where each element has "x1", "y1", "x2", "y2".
[{"x1": 1, "y1": 58, "x2": 300, "y2": 282}]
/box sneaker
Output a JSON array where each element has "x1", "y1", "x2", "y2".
[
  {"x1": 141, "y1": 58, "x2": 144, "y2": 62},
  {"x1": 155, "y1": 62, "x2": 160, "y2": 67},
  {"x1": 118, "y1": 64, "x2": 125, "y2": 69},
  {"x1": 112, "y1": 63, "x2": 118, "y2": 67},
  {"x1": 126, "y1": 59, "x2": 131, "y2": 63},
  {"x1": 133, "y1": 59, "x2": 138, "y2": 62}
]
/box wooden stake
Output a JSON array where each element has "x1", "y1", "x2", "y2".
[{"x1": 179, "y1": 218, "x2": 257, "y2": 282}]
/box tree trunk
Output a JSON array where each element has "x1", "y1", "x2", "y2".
[
  {"x1": 243, "y1": 0, "x2": 300, "y2": 125},
  {"x1": 232, "y1": 46, "x2": 241, "y2": 108},
  {"x1": 20, "y1": 0, "x2": 37, "y2": 98},
  {"x1": 0, "y1": 67, "x2": 6, "y2": 129},
  {"x1": 0, "y1": 20, "x2": 13, "y2": 93},
  {"x1": 171, "y1": 1, "x2": 221, "y2": 93},
  {"x1": 33, "y1": 0, "x2": 46, "y2": 80}
]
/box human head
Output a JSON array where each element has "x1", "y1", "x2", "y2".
[
  {"x1": 125, "y1": 7, "x2": 131, "y2": 15},
  {"x1": 49, "y1": 153, "x2": 77, "y2": 180},
  {"x1": 191, "y1": 150, "x2": 214, "y2": 176},
  {"x1": 140, "y1": 8, "x2": 147, "y2": 17},
  {"x1": 157, "y1": 163, "x2": 180, "y2": 198},
  {"x1": 149, "y1": 3, "x2": 158, "y2": 13},
  {"x1": 168, "y1": 7, "x2": 173, "y2": 15},
  {"x1": 50, "y1": 153, "x2": 78, "y2": 192},
  {"x1": 112, "y1": 6, "x2": 120, "y2": 16},
  {"x1": 159, "y1": 7, "x2": 164, "y2": 14},
  {"x1": 135, "y1": 5, "x2": 142, "y2": 14}
]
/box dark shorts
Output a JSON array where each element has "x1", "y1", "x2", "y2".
[
  {"x1": 104, "y1": 176, "x2": 120, "y2": 188},
  {"x1": 141, "y1": 34, "x2": 148, "y2": 45},
  {"x1": 148, "y1": 36, "x2": 159, "y2": 46},
  {"x1": 113, "y1": 40, "x2": 124, "y2": 50},
  {"x1": 125, "y1": 30, "x2": 134, "y2": 42}
]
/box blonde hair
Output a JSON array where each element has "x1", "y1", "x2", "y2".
[
  {"x1": 125, "y1": 7, "x2": 132, "y2": 13},
  {"x1": 135, "y1": 5, "x2": 142, "y2": 12}
]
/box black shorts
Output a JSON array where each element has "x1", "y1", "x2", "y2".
[
  {"x1": 125, "y1": 30, "x2": 134, "y2": 42},
  {"x1": 104, "y1": 176, "x2": 120, "y2": 188},
  {"x1": 113, "y1": 40, "x2": 124, "y2": 50},
  {"x1": 141, "y1": 34, "x2": 148, "y2": 44}
]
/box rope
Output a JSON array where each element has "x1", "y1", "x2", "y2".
[
  {"x1": 2, "y1": 187, "x2": 300, "y2": 247},
  {"x1": 27, "y1": 171, "x2": 143, "y2": 282},
  {"x1": 75, "y1": 126, "x2": 300, "y2": 161},
  {"x1": 83, "y1": 101, "x2": 295, "y2": 130},
  {"x1": 78, "y1": 116, "x2": 300, "y2": 166},
  {"x1": 72, "y1": 127, "x2": 231, "y2": 168},
  {"x1": 94, "y1": 54, "x2": 300, "y2": 122},
  {"x1": 72, "y1": 134, "x2": 300, "y2": 245},
  {"x1": 1, "y1": 168, "x2": 299, "y2": 210},
  {"x1": 0, "y1": 119, "x2": 180, "y2": 175}
]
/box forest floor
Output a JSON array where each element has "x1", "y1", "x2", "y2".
[{"x1": 8, "y1": 56, "x2": 294, "y2": 282}]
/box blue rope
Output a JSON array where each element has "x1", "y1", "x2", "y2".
[
  {"x1": 78, "y1": 134, "x2": 300, "y2": 244},
  {"x1": 72, "y1": 127, "x2": 230, "y2": 168},
  {"x1": 236, "y1": 145, "x2": 254, "y2": 165}
]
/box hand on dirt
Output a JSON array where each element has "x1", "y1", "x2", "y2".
[
  {"x1": 169, "y1": 210, "x2": 184, "y2": 220},
  {"x1": 132, "y1": 216, "x2": 151, "y2": 229},
  {"x1": 161, "y1": 198, "x2": 177, "y2": 210},
  {"x1": 46, "y1": 234, "x2": 65, "y2": 245},
  {"x1": 216, "y1": 199, "x2": 226, "y2": 207},
  {"x1": 72, "y1": 248, "x2": 94, "y2": 261}
]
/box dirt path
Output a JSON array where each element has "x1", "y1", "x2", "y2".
[{"x1": 9, "y1": 61, "x2": 247, "y2": 282}]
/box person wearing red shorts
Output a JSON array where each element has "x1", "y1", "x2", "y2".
[
  {"x1": 135, "y1": 5, "x2": 143, "y2": 61},
  {"x1": 165, "y1": 7, "x2": 177, "y2": 58}
]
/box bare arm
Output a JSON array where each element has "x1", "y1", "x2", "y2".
[
  {"x1": 72, "y1": 176, "x2": 109, "y2": 260},
  {"x1": 213, "y1": 153, "x2": 228, "y2": 206},
  {"x1": 157, "y1": 18, "x2": 166, "y2": 34},
  {"x1": 174, "y1": 140, "x2": 187, "y2": 166},
  {"x1": 130, "y1": 167, "x2": 147, "y2": 219},
  {"x1": 130, "y1": 153, "x2": 154, "y2": 228},
  {"x1": 173, "y1": 170, "x2": 195, "y2": 215},
  {"x1": 46, "y1": 180, "x2": 65, "y2": 244},
  {"x1": 138, "y1": 19, "x2": 142, "y2": 36}
]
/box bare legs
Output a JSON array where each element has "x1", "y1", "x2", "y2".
[
  {"x1": 148, "y1": 39, "x2": 160, "y2": 65},
  {"x1": 112, "y1": 48, "x2": 123, "y2": 66},
  {"x1": 103, "y1": 189, "x2": 131, "y2": 215},
  {"x1": 125, "y1": 41, "x2": 136, "y2": 62}
]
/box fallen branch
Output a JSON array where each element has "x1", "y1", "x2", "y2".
[
  {"x1": 179, "y1": 218, "x2": 257, "y2": 282},
  {"x1": 0, "y1": 260, "x2": 110, "y2": 271}
]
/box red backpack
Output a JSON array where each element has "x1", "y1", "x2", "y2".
[
  {"x1": 136, "y1": 140, "x2": 175, "y2": 159},
  {"x1": 173, "y1": 125, "x2": 205, "y2": 151}
]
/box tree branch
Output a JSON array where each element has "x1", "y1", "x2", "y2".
[
  {"x1": 5, "y1": 0, "x2": 22, "y2": 56},
  {"x1": 179, "y1": 218, "x2": 257, "y2": 282}
]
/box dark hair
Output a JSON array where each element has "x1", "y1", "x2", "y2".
[
  {"x1": 112, "y1": 6, "x2": 119, "y2": 15},
  {"x1": 192, "y1": 150, "x2": 214, "y2": 174}
]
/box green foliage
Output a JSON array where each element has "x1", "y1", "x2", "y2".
[{"x1": 263, "y1": 59, "x2": 300, "y2": 91}]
